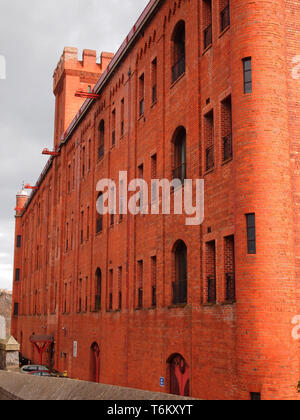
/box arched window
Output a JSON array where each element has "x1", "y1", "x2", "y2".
[
  {"x1": 95, "y1": 268, "x2": 102, "y2": 311},
  {"x1": 172, "y1": 127, "x2": 186, "y2": 183},
  {"x1": 96, "y1": 192, "x2": 103, "y2": 233},
  {"x1": 171, "y1": 21, "x2": 186, "y2": 83},
  {"x1": 98, "y1": 120, "x2": 105, "y2": 160},
  {"x1": 167, "y1": 354, "x2": 190, "y2": 396},
  {"x1": 172, "y1": 240, "x2": 187, "y2": 304}
]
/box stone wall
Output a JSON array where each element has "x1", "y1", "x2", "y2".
[{"x1": 0, "y1": 371, "x2": 194, "y2": 401}]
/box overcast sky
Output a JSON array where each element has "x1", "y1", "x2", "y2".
[{"x1": 0, "y1": 0, "x2": 149, "y2": 291}]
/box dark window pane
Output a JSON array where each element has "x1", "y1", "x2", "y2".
[
  {"x1": 243, "y1": 58, "x2": 252, "y2": 93},
  {"x1": 246, "y1": 213, "x2": 256, "y2": 254}
]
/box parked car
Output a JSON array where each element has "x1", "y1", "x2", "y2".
[
  {"x1": 20, "y1": 365, "x2": 49, "y2": 375},
  {"x1": 29, "y1": 371, "x2": 52, "y2": 377}
]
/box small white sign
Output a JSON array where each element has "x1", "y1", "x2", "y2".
[{"x1": 73, "y1": 341, "x2": 78, "y2": 358}]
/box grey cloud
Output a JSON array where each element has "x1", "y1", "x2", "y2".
[{"x1": 0, "y1": 0, "x2": 149, "y2": 290}]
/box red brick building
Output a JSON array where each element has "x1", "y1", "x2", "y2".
[{"x1": 11, "y1": 0, "x2": 300, "y2": 400}]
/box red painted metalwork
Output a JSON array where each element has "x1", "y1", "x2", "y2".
[
  {"x1": 42, "y1": 148, "x2": 60, "y2": 157},
  {"x1": 75, "y1": 90, "x2": 100, "y2": 99},
  {"x1": 30, "y1": 335, "x2": 54, "y2": 366},
  {"x1": 169, "y1": 354, "x2": 190, "y2": 397},
  {"x1": 24, "y1": 184, "x2": 39, "y2": 191},
  {"x1": 91, "y1": 342, "x2": 100, "y2": 383}
]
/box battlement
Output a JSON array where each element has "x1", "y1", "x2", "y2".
[{"x1": 53, "y1": 47, "x2": 114, "y2": 93}]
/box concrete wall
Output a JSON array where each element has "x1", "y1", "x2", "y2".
[{"x1": 0, "y1": 371, "x2": 194, "y2": 401}]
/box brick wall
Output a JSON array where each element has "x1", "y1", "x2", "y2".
[{"x1": 11, "y1": 0, "x2": 300, "y2": 400}]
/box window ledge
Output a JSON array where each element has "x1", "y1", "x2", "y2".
[
  {"x1": 221, "y1": 300, "x2": 236, "y2": 306},
  {"x1": 204, "y1": 168, "x2": 215, "y2": 176},
  {"x1": 202, "y1": 44, "x2": 212, "y2": 56},
  {"x1": 202, "y1": 302, "x2": 216, "y2": 307},
  {"x1": 151, "y1": 100, "x2": 158, "y2": 109},
  {"x1": 221, "y1": 157, "x2": 233, "y2": 166},
  {"x1": 168, "y1": 303, "x2": 187, "y2": 309},
  {"x1": 170, "y1": 72, "x2": 185, "y2": 89},
  {"x1": 218, "y1": 26, "x2": 230, "y2": 39}
]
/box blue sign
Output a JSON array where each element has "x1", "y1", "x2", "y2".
[{"x1": 160, "y1": 377, "x2": 165, "y2": 387}]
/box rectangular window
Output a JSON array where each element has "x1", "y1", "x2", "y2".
[
  {"x1": 118, "y1": 266, "x2": 122, "y2": 310},
  {"x1": 112, "y1": 109, "x2": 116, "y2": 146},
  {"x1": 151, "y1": 154, "x2": 157, "y2": 204},
  {"x1": 246, "y1": 213, "x2": 256, "y2": 254},
  {"x1": 203, "y1": 0, "x2": 212, "y2": 49},
  {"x1": 224, "y1": 235, "x2": 236, "y2": 302},
  {"x1": 137, "y1": 260, "x2": 143, "y2": 309},
  {"x1": 151, "y1": 256, "x2": 157, "y2": 307},
  {"x1": 82, "y1": 146, "x2": 86, "y2": 178},
  {"x1": 243, "y1": 57, "x2": 252, "y2": 94},
  {"x1": 96, "y1": 194, "x2": 103, "y2": 233},
  {"x1": 204, "y1": 110, "x2": 214, "y2": 171},
  {"x1": 15, "y1": 268, "x2": 20, "y2": 282},
  {"x1": 16, "y1": 235, "x2": 22, "y2": 248},
  {"x1": 139, "y1": 74, "x2": 145, "y2": 117},
  {"x1": 220, "y1": 1, "x2": 230, "y2": 32},
  {"x1": 67, "y1": 164, "x2": 71, "y2": 194},
  {"x1": 151, "y1": 58, "x2": 157, "y2": 104},
  {"x1": 121, "y1": 98, "x2": 125, "y2": 136},
  {"x1": 221, "y1": 96, "x2": 233, "y2": 161},
  {"x1": 206, "y1": 241, "x2": 216, "y2": 303},
  {"x1": 88, "y1": 139, "x2": 91, "y2": 171},
  {"x1": 80, "y1": 211, "x2": 84, "y2": 244},
  {"x1": 138, "y1": 164, "x2": 144, "y2": 211},
  {"x1": 110, "y1": 186, "x2": 115, "y2": 226},
  {"x1": 87, "y1": 207, "x2": 90, "y2": 241}
]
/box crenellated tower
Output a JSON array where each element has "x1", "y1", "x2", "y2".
[{"x1": 53, "y1": 47, "x2": 114, "y2": 149}]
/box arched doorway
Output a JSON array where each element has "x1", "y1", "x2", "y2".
[
  {"x1": 90, "y1": 342, "x2": 100, "y2": 383},
  {"x1": 167, "y1": 354, "x2": 190, "y2": 397}
]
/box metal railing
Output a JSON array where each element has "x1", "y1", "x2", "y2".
[{"x1": 172, "y1": 56, "x2": 185, "y2": 84}]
